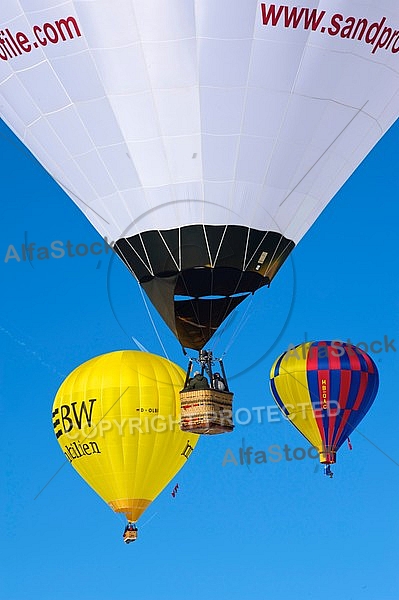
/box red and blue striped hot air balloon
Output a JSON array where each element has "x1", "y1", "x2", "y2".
[{"x1": 269, "y1": 341, "x2": 379, "y2": 477}]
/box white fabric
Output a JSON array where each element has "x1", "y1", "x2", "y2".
[{"x1": 1, "y1": 1, "x2": 399, "y2": 243}]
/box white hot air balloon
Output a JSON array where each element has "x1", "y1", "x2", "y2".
[{"x1": 1, "y1": 1, "x2": 399, "y2": 349}]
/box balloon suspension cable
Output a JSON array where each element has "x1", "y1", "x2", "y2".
[
  {"x1": 131, "y1": 336, "x2": 149, "y2": 353},
  {"x1": 218, "y1": 294, "x2": 255, "y2": 358},
  {"x1": 215, "y1": 260, "x2": 262, "y2": 356},
  {"x1": 137, "y1": 284, "x2": 169, "y2": 360}
]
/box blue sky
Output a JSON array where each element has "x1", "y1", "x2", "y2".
[{"x1": 1, "y1": 116, "x2": 398, "y2": 600}]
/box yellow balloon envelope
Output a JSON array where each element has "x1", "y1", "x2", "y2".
[{"x1": 52, "y1": 351, "x2": 198, "y2": 522}]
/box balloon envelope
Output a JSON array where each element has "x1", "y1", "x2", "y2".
[
  {"x1": 269, "y1": 341, "x2": 379, "y2": 463},
  {"x1": 52, "y1": 350, "x2": 198, "y2": 522},
  {"x1": 2, "y1": 2, "x2": 399, "y2": 347}
]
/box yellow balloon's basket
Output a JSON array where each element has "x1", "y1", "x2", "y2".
[
  {"x1": 123, "y1": 528, "x2": 138, "y2": 544},
  {"x1": 179, "y1": 389, "x2": 234, "y2": 434}
]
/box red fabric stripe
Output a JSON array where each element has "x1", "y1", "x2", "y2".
[
  {"x1": 327, "y1": 391, "x2": 338, "y2": 448},
  {"x1": 338, "y1": 370, "x2": 352, "y2": 411},
  {"x1": 328, "y1": 344, "x2": 342, "y2": 370},
  {"x1": 306, "y1": 343, "x2": 319, "y2": 371},
  {"x1": 346, "y1": 345, "x2": 361, "y2": 371},
  {"x1": 315, "y1": 410, "x2": 327, "y2": 447},
  {"x1": 327, "y1": 409, "x2": 337, "y2": 447},
  {"x1": 353, "y1": 372, "x2": 369, "y2": 410},
  {"x1": 329, "y1": 370, "x2": 352, "y2": 447},
  {"x1": 333, "y1": 408, "x2": 352, "y2": 447},
  {"x1": 318, "y1": 370, "x2": 330, "y2": 409},
  {"x1": 315, "y1": 370, "x2": 329, "y2": 447}
]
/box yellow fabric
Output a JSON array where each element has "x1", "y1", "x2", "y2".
[
  {"x1": 270, "y1": 343, "x2": 323, "y2": 451},
  {"x1": 53, "y1": 351, "x2": 198, "y2": 521}
]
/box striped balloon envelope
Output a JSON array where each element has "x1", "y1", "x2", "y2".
[{"x1": 269, "y1": 341, "x2": 379, "y2": 476}]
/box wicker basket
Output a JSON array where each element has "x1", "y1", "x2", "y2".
[
  {"x1": 123, "y1": 529, "x2": 138, "y2": 543},
  {"x1": 180, "y1": 389, "x2": 234, "y2": 434}
]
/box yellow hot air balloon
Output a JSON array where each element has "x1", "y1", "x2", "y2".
[{"x1": 52, "y1": 350, "x2": 198, "y2": 542}]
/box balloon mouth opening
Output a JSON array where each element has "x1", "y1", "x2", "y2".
[
  {"x1": 175, "y1": 292, "x2": 249, "y2": 301},
  {"x1": 109, "y1": 498, "x2": 152, "y2": 522},
  {"x1": 319, "y1": 450, "x2": 336, "y2": 464}
]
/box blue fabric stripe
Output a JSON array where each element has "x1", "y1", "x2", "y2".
[
  {"x1": 355, "y1": 347, "x2": 369, "y2": 371},
  {"x1": 306, "y1": 367, "x2": 327, "y2": 444},
  {"x1": 321, "y1": 400, "x2": 330, "y2": 445},
  {"x1": 336, "y1": 415, "x2": 358, "y2": 450},
  {"x1": 306, "y1": 368, "x2": 320, "y2": 409},
  {"x1": 270, "y1": 378, "x2": 290, "y2": 416},
  {"x1": 345, "y1": 370, "x2": 361, "y2": 410},
  {"x1": 273, "y1": 353, "x2": 285, "y2": 378},
  {"x1": 316, "y1": 341, "x2": 331, "y2": 371},
  {"x1": 357, "y1": 372, "x2": 379, "y2": 419},
  {"x1": 339, "y1": 345, "x2": 353, "y2": 370},
  {"x1": 312, "y1": 342, "x2": 334, "y2": 444}
]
